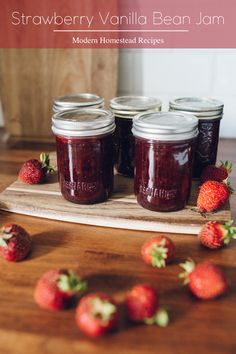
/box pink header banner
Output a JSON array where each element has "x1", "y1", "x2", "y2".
[{"x1": 0, "y1": 0, "x2": 235, "y2": 48}]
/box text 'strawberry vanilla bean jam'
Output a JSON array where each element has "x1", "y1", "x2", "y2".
[
  {"x1": 53, "y1": 93, "x2": 104, "y2": 113},
  {"x1": 132, "y1": 112, "x2": 199, "y2": 212},
  {"x1": 52, "y1": 109, "x2": 115, "y2": 204},
  {"x1": 110, "y1": 96, "x2": 162, "y2": 178},
  {"x1": 169, "y1": 97, "x2": 224, "y2": 178}
]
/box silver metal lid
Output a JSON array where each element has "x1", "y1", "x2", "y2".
[
  {"x1": 132, "y1": 111, "x2": 199, "y2": 141},
  {"x1": 169, "y1": 97, "x2": 224, "y2": 119},
  {"x1": 52, "y1": 109, "x2": 115, "y2": 137},
  {"x1": 53, "y1": 93, "x2": 104, "y2": 113},
  {"x1": 110, "y1": 96, "x2": 162, "y2": 118},
  {"x1": 169, "y1": 108, "x2": 223, "y2": 120}
]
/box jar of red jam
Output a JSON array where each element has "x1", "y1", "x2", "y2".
[
  {"x1": 132, "y1": 112, "x2": 198, "y2": 212},
  {"x1": 52, "y1": 109, "x2": 115, "y2": 204},
  {"x1": 110, "y1": 96, "x2": 162, "y2": 177},
  {"x1": 169, "y1": 97, "x2": 224, "y2": 178},
  {"x1": 53, "y1": 93, "x2": 104, "y2": 113}
]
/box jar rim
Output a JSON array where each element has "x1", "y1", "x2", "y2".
[
  {"x1": 52, "y1": 108, "x2": 115, "y2": 137},
  {"x1": 169, "y1": 108, "x2": 223, "y2": 120},
  {"x1": 53, "y1": 93, "x2": 104, "y2": 113},
  {"x1": 110, "y1": 95, "x2": 162, "y2": 118},
  {"x1": 169, "y1": 97, "x2": 224, "y2": 114},
  {"x1": 132, "y1": 111, "x2": 199, "y2": 141}
]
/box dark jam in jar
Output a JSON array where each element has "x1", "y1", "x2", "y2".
[
  {"x1": 110, "y1": 96, "x2": 162, "y2": 177},
  {"x1": 114, "y1": 117, "x2": 134, "y2": 177},
  {"x1": 52, "y1": 109, "x2": 115, "y2": 204},
  {"x1": 55, "y1": 134, "x2": 114, "y2": 204},
  {"x1": 132, "y1": 112, "x2": 198, "y2": 212},
  {"x1": 134, "y1": 138, "x2": 196, "y2": 212},
  {"x1": 169, "y1": 97, "x2": 223, "y2": 178},
  {"x1": 194, "y1": 119, "x2": 221, "y2": 177}
]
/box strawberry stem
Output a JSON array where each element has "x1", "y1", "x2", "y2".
[
  {"x1": 0, "y1": 228, "x2": 14, "y2": 248},
  {"x1": 40, "y1": 152, "x2": 56, "y2": 173},
  {"x1": 145, "y1": 308, "x2": 169, "y2": 327},
  {"x1": 179, "y1": 258, "x2": 195, "y2": 285},
  {"x1": 149, "y1": 239, "x2": 168, "y2": 268},
  {"x1": 224, "y1": 179, "x2": 234, "y2": 194},
  {"x1": 90, "y1": 297, "x2": 116, "y2": 324},
  {"x1": 57, "y1": 271, "x2": 87, "y2": 294},
  {"x1": 155, "y1": 309, "x2": 169, "y2": 327},
  {"x1": 220, "y1": 160, "x2": 233, "y2": 174},
  {"x1": 222, "y1": 220, "x2": 236, "y2": 245}
]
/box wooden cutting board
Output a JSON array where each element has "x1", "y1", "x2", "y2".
[{"x1": 0, "y1": 157, "x2": 231, "y2": 234}]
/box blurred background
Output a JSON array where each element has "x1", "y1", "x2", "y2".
[
  {"x1": 118, "y1": 48, "x2": 236, "y2": 138},
  {"x1": 0, "y1": 48, "x2": 235, "y2": 139}
]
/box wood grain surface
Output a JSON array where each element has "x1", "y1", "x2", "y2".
[
  {"x1": 0, "y1": 154, "x2": 232, "y2": 234},
  {"x1": 0, "y1": 49, "x2": 118, "y2": 141},
  {"x1": 0, "y1": 135, "x2": 236, "y2": 354}
]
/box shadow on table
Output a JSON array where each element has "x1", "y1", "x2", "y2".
[{"x1": 27, "y1": 229, "x2": 67, "y2": 260}]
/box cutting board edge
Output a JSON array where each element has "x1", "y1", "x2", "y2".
[{"x1": 0, "y1": 206, "x2": 202, "y2": 235}]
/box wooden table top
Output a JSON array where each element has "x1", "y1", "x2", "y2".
[{"x1": 0, "y1": 136, "x2": 236, "y2": 354}]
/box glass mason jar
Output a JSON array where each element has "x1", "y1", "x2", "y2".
[
  {"x1": 52, "y1": 109, "x2": 115, "y2": 204},
  {"x1": 110, "y1": 96, "x2": 162, "y2": 177},
  {"x1": 169, "y1": 97, "x2": 224, "y2": 178},
  {"x1": 132, "y1": 112, "x2": 198, "y2": 212},
  {"x1": 53, "y1": 93, "x2": 104, "y2": 113}
]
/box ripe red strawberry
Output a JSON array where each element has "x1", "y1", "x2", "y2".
[
  {"x1": 200, "y1": 161, "x2": 232, "y2": 183},
  {"x1": 34, "y1": 269, "x2": 87, "y2": 310},
  {"x1": 0, "y1": 224, "x2": 32, "y2": 262},
  {"x1": 141, "y1": 236, "x2": 175, "y2": 268},
  {"x1": 75, "y1": 293, "x2": 118, "y2": 337},
  {"x1": 18, "y1": 152, "x2": 55, "y2": 184},
  {"x1": 125, "y1": 284, "x2": 169, "y2": 327},
  {"x1": 197, "y1": 180, "x2": 230, "y2": 212},
  {"x1": 199, "y1": 220, "x2": 236, "y2": 249},
  {"x1": 179, "y1": 259, "x2": 228, "y2": 300}
]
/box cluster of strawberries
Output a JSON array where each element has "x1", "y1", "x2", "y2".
[
  {"x1": 0, "y1": 223, "x2": 168, "y2": 337},
  {"x1": 18, "y1": 153, "x2": 233, "y2": 215},
  {"x1": 142, "y1": 234, "x2": 231, "y2": 301},
  {"x1": 0, "y1": 157, "x2": 233, "y2": 337},
  {"x1": 197, "y1": 160, "x2": 233, "y2": 213},
  {"x1": 18, "y1": 152, "x2": 233, "y2": 213},
  {"x1": 0, "y1": 216, "x2": 235, "y2": 337},
  {"x1": 34, "y1": 272, "x2": 169, "y2": 337}
]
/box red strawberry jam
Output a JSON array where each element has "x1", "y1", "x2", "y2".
[
  {"x1": 169, "y1": 98, "x2": 223, "y2": 178},
  {"x1": 194, "y1": 119, "x2": 221, "y2": 177},
  {"x1": 114, "y1": 116, "x2": 134, "y2": 177},
  {"x1": 52, "y1": 109, "x2": 115, "y2": 204},
  {"x1": 132, "y1": 112, "x2": 198, "y2": 212},
  {"x1": 110, "y1": 96, "x2": 162, "y2": 177}
]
